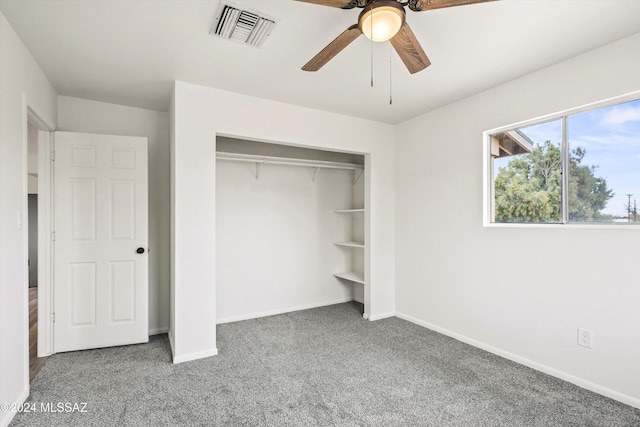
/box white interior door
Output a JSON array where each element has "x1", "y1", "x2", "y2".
[{"x1": 54, "y1": 131, "x2": 148, "y2": 353}]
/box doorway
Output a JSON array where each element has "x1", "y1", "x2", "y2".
[
  {"x1": 25, "y1": 126, "x2": 151, "y2": 371},
  {"x1": 27, "y1": 120, "x2": 46, "y2": 380}
]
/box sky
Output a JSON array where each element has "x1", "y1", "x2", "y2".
[
  {"x1": 495, "y1": 97, "x2": 640, "y2": 219},
  {"x1": 568, "y1": 98, "x2": 640, "y2": 217}
]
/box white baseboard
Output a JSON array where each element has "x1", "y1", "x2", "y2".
[
  {"x1": 395, "y1": 311, "x2": 640, "y2": 410},
  {"x1": 148, "y1": 326, "x2": 169, "y2": 336},
  {"x1": 167, "y1": 330, "x2": 175, "y2": 360},
  {"x1": 172, "y1": 347, "x2": 218, "y2": 364},
  {"x1": 0, "y1": 386, "x2": 29, "y2": 427},
  {"x1": 216, "y1": 297, "x2": 353, "y2": 324},
  {"x1": 368, "y1": 311, "x2": 395, "y2": 321}
]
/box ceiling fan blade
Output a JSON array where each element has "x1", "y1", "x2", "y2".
[
  {"x1": 295, "y1": 0, "x2": 354, "y2": 8},
  {"x1": 390, "y1": 23, "x2": 431, "y2": 74},
  {"x1": 414, "y1": 0, "x2": 496, "y2": 12},
  {"x1": 302, "y1": 24, "x2": 361, "y2": 71}
]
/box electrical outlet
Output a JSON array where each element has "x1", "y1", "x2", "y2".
[{"x1": 578, "y1": 328, "x2": 593, "y2": 349}]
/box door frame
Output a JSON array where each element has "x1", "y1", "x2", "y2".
[{"x1": 26, "y1": 107, "x2": 55, "y2": 357}]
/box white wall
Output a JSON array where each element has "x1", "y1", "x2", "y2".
[
  {"x1": 216, "y1": 160, "x2": 357, "y2": 322},
  {"x1": 27, "y1": 122, "x2": 38, "y2": 194},
  {"x1": 0, "y1": 11, "x2": 57, "y2": 427},
  {"x1": 169, "y1": 88, "x2": 176, "y2": 352},
  {"x1": 57, "y1": 96, "x2": 170, "y2": 335},
  {"x1": 171, "y1": 81, "x2": 395, "y2": 363},
  {"x1": 395, "y1": 32, "x2": 640, "y2": 407}
]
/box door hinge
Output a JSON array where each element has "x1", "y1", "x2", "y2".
[
  {"x1": 51, "y1": 313, "x2": 55, "y2": 323},
  {"x1": 50, "y1": 151, "x2": 55, "y2": 161},
  {"x1": 51, "y1": 231, "x2": 55, "y2": 241}
]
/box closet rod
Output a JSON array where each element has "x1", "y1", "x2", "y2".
[{"x1": 216, "y1": 152, "x2": 363, "y2": 171}]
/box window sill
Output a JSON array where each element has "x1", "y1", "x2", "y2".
[{"x1": 483, "y1": 222, "x2": 640, "y2": 230}]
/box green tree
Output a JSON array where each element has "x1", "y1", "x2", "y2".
[
  {"x1": 567, "y1": 146, "x2": 614, "y2": 221},
  {"x1": 494, "y1": 141, "x2": 613, "y2": 223}
]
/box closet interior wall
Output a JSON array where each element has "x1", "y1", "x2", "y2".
[
  {"x1": 350, "y1": 176, "x2": 365, "y2": 304},
  {"x1": 215, "y1": 137, "x2": 365, "y2": 323}
]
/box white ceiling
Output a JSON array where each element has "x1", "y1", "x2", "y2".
[{"x1": 1, "y1": 0, "x2": 639, "y2": 124}]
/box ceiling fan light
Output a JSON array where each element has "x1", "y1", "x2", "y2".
[{"x1": 358, "y1": 1, "x2": 405, "y2": 42}]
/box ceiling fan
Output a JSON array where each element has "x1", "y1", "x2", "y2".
[{"x1": 297, "y1": 0, "x2": 495, "y2": 74}]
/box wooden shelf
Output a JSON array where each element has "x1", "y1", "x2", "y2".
[
  {"x1": 334, "y1": 241, "x2": 364, "y2": 248},
  {"x1": 333, "y1": 271, "x2": 364, "y2": 284},
  {"x1": 334, "y1": 209, "x2": 364, "y2": 214}
]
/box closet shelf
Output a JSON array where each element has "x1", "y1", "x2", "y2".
[
  {"x1": 334, "y1": 271, "x2": 364, "y2": 284},
  {"x1": 334, "y1": 209, "x2": 365, "y2": 214},
  {"x1": 217, "y1": 152, "x2": 364, "y2": 183},
  {"x1": 334, "y1": 241, "x2": 365, "y2": 248},
  {"x1": 216, "y1": 152, "x2": 363, "y2": 171}
]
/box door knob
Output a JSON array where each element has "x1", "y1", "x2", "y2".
[{"x1": 136, "y1": 247, "x2": 145, "y2": 254}]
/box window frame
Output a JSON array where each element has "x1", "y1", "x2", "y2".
[{"x1": 483, "y1": 90, "x2": 640, "y2": 228}]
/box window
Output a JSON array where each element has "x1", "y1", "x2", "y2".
[{"x1": 485, "y1": 94, "x2": 640, "y2": 225}]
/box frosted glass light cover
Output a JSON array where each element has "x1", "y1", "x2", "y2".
[{"x1": 359, "y1": 6, "x2": 404, "y2": 42}]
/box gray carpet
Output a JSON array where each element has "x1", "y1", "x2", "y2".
[{"x1": 12, "y1": 302, "x2": 640, "y2": 426}]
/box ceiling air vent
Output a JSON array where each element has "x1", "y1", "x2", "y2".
[{"x1": 211, "y1": 4, "x2": 276, "y2": 48}]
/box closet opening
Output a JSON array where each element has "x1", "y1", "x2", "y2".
[{"x1": 215, "y1": 136, "x2": 368, "y2": 324}]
